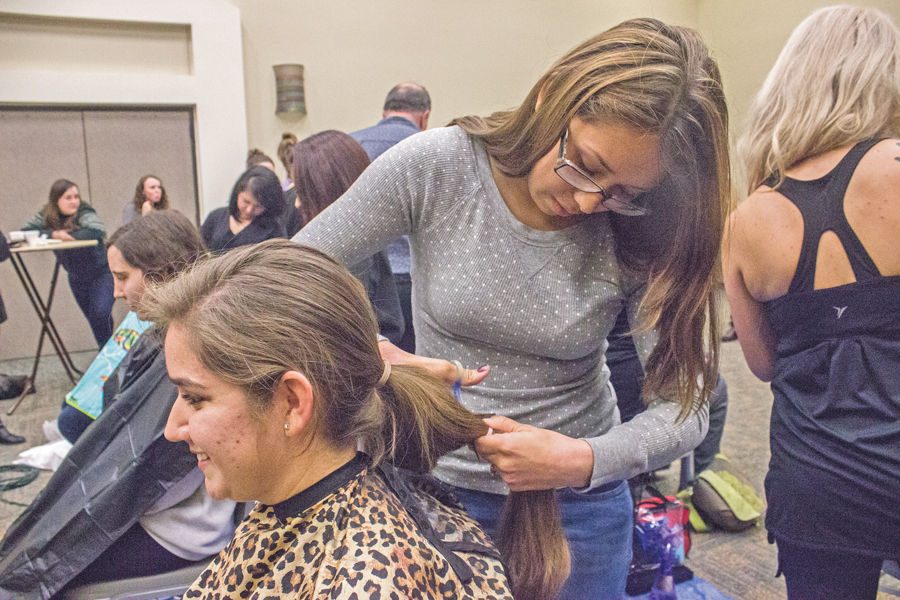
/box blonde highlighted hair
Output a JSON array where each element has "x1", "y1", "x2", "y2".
[
  {"x1": 741, "y1": 5, "x2": 900, "y2": 194},
  {"x1": 454, "y1": 18, "x2": 731, "y2": 417},
  {"x1": 140, "y1": 240, "x2": 570, "y2": 600}
]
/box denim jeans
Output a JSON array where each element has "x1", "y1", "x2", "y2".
[
  {"x1": 68, "y1": 270, "x2": 114, "y2": 348},
  {"x1": 451, "y1": 481, "x2": 633, "y2": 600}
]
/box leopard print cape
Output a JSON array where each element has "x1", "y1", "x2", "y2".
[{"x1": 185, "y1": 457, "x2": 512, "y2": 599}]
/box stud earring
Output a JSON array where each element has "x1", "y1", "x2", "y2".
[{"x1": 283, "y1": 422, "x2": 290, "y2": 433}]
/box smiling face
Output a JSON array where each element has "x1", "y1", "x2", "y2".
[
  {"x1": 525, "y1": 117, "x2": 661, "y2": 222},
  {"x1": 107, "y1": 245, "x2": 146, "y2": 311},
  {"x1": 57, "y1": 186, "x2": 81, "y2": 217},
  {"x1": 142, "y1": 177, "x2": 163, "y2": 205},
  {"x1": 163, "y1": 323, "x2": 287, "y2": 502},
  {"x1": 236, "y1": 190, "x2": 264, "y2": 223}
]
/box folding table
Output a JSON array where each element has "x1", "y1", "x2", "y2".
[{"x1": 6, "y1": 239, "x2": 98, "y2": 415}]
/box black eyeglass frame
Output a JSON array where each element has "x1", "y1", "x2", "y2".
[{"x1": 553, "y1": 128, "x2": 649, "y2": 216}]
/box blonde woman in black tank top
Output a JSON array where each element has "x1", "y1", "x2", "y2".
[{"x1": 724, "y1": 7, "x2": 900, "y2": 599}]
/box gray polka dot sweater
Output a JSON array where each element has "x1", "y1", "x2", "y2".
[{"x1": 295, "y1": 126, "x2": 708, "y2": 494}]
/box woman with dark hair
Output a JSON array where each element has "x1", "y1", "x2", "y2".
[
  {"x1": 142, "y1": 241, "x2": 532, "y2": 598},
  {"x1": 56, "y1": 210, "x2": 207, "y2": 443},
  {"x1": 293, "y1": 130, "x2": 405, "y2": 346},
  {"x1": 296, "y1": 18, "x2": 730, "y2": 598},
  {"x1": 725, "y1": 7, "x2": 899, "y2": 598},
  {"x1": 0, "y1": 211, "x2": 236, "y2": 598},
  {"x1": 121, "y1": 174, "x2": 169, "y2": 225},
  {"x1": 200, "y1": 166, "x2": 286, "y2": 252},
  {"x1": 23, "y1": 179, "x2": 115, "y2": 347}
]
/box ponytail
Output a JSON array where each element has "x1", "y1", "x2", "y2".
[
  {"x1": 141, "y1": 240, "x2": 572, "y2": 599},
  {"x1": 374, "y1": 364, "x2": 572, "y2": 600}
]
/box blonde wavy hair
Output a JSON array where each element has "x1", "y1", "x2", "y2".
[{"x1": 740, "y1": 5, "x2": 900, "y2": 194}]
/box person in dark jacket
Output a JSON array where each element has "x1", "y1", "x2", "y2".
[
  {"x1": 291, "y1": 130, "x2": 405, "y2": 345},
  {"x1": 200, "y1": 166, "x2": 286, "y2": 252},
  {"x1": 23, "y1": 179, "x2": 114, "y2": 347},
  {"x1": 0, "y1": 230, "x2": 26, "y2": 444}
]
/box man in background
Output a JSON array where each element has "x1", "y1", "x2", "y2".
[{"x1": 351, "y1": 82, "x2": 431, "y2": 353}]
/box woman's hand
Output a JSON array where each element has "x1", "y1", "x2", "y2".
[
  {"x1": 141, "y1": 200, "x2": 154, "y2": 215},
  {"x1": 378, "y1": 339, "x2": 489, "y2": 386},
  {"x1": 475, "y1": 415, "x2": 594, "y2": 491},
  {"x1": 51, "y1": 230, "x2": 75, "y2": 241}
]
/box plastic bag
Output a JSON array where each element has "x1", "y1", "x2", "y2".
[{"x1": 629, "y1": 486, "x2": 692, "y2": 598}]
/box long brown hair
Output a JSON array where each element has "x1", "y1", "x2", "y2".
[
  {"x1": 42, "y1": 178, "x2": 81, "y2": 231},
  {"x1": 291, "y1": 130, "x2": 371, "y2": 225},
  {"x1": 277, "y1": 132, "x2": 298, "y2": 176},
  {"x1": 140, "y1": 239, "x2": 570, "y2": 599},
  {"x1": 131, "y1": 174, "x2": 170, "y2": 213},
  {"x1": 453, "y1": 18, "x2": 730, "y2": 416},
  {"x1": 108, "y1": 210, "x2": 205, "y2": 282}
]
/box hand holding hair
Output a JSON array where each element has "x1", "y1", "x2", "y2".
[
  {"x1": 475, "y1": 415, "x2": 594, "y2": 491},
  {"x1": 378, "y1": 338, "x2": 490, "y2": 387}
]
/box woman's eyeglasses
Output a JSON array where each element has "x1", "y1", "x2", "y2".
[{"x1": 553, "y1": 128, "x2": 649, "y2": 216}]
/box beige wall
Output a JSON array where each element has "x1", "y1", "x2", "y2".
[
  {"x1": 0, "y1": 0, "x2": 247, "y2": 216},
  {"x1": 226, "y1": 0, "x2": 698, "y2": 180},
  {"x1": 230, "y1": 1, "x2": 899, "y2": 184},
  {"x1": 697, "y1": 0, "x2": 900, "y2": 191}
]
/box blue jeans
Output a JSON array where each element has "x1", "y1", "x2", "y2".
[
  {"x1": 68, "y1": 270, "x2": 114, "y2": 348},
  {"x1": 452, "y1": 481, "x2": 633, "y2": 600}
]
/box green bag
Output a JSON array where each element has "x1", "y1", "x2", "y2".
[{"x1": 688, "y1": 454, "x2": 765, "y2": 532}]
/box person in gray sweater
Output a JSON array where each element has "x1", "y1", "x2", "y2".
[{"x1": 295, "y1": 18, "x2": 729, "y2": 598}]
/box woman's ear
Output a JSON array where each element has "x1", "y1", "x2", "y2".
[{"x1": 277, "y1": 371, "x2": 315, "y2": 437}]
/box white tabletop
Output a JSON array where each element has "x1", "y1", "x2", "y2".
[{"x1": 9, "y1": 239, "x2": 99, "y2": 254}]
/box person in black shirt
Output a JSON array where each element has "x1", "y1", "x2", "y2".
[
  {"x1": 0, "y1": 230, "x2": 26, "y2": 444},
  {"x1": 200, "y1": 166, "x2": 286, "y2": 252},
  {"x1": 725, "y1": 7, "x2": 899, "y2": 599}
]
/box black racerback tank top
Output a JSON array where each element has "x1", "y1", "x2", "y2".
[{"x1": 761, "y1": 139, "x2": 900, "y2": 557}]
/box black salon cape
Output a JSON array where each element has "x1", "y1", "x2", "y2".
[{"x1": 0, "y1": 333, "x2": 196, "y2": 599}]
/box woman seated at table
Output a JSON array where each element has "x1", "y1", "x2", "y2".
[
  {"x1": 0, "y1": 211, "x2": 236, "y2": 598},
  {"x1": 22, "y1": 179, "x2": 114, "y2": 347},
  {"x1": 142, "y1": 240, "x2": 569, "y2": 598},
  {"x1": 200, "y1": 166, "x2": 286, "y2": 252},
  {"x1": 121, "y1": 174, "x2": 170, "y2": 225}
]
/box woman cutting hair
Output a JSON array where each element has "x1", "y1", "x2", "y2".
[{"x1": 296, "y1": 17, "x2": 730, "y2": 597}]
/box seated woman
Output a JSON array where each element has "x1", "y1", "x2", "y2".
[
  {"x1": 293, "y1": 130, "x2": 404, "y2": 344},
  {"x1": 200, "y1": 166, "x2": 286, "y2": 252},
  {"x1": 121, "y1": 174, "x2": 170, "y2": 225},
  {"x1": 56, "y1": 210, "x2": 204, "y2": 443},
  {"x1": 23, "y1": 179, "x2": 114, "y2": 347},
  {"x1": 143, "y1": 240, "x2": 567, "y2": 599},
  {"x1": 0, "y1": 211, "x2": 236, "y2": 597}
]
